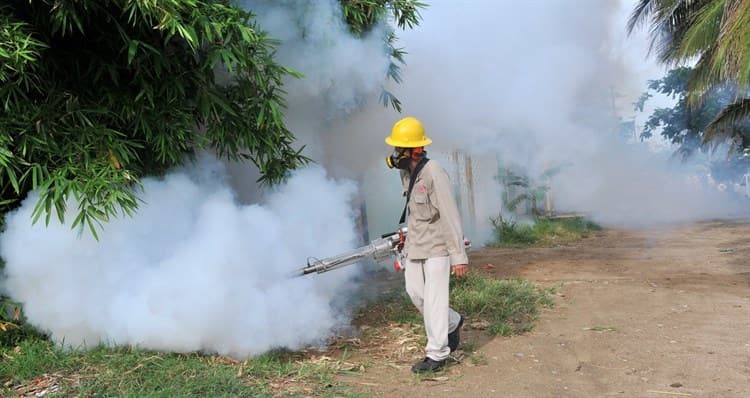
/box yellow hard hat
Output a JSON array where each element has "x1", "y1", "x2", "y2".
[{"x1": 385, "y1": 117, "x2": 432, "y2": 148}]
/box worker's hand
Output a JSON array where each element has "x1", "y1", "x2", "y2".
[{"x1": 451, "y1": 264, "x2": 468, "y2": 278}]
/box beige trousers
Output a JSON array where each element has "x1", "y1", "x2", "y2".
[{"x1": 404, "y1": 256, "x2": 462, "y2": 361}]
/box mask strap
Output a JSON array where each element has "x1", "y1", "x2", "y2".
[{"x1": 399, "y1": 156, "x2": 430, "y2": 224}]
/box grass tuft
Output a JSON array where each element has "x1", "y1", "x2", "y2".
[
  {"x1": 353, "y1": 289, "x2": 421, "y2": 327},
  {"x1": 2, "y1": 273, "x2": 553, "y2": 396},
  {"x1": 490, "y1": 216, "x2": 602, "y2": 247},
  {"x1": 357, "y1": 274, "x2": 554, "y2": 337},
  {"x1": 0, "y1": 338, "x2": 362, "y2": 397},
  {"x1": 450, "y1": 274, "x2": 554, "y2": 336}
]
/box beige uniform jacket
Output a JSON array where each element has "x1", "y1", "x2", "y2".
[{"x1": 400, "y1": 160, "x2": 468, "y2": 265}]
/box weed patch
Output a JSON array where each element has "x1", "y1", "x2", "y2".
[
  {"x1": 0, "y1": 338, "x2": 362, "y2": 397},
  {"x1": 353, "y1": 289, "x2": 421, "y2": 327},
  {"x1": 1, "y1": 299, "x2": 46, "y2": 348},
  {"x1": 490, "y1": 216, "x2": 602, "y2": 247},
  {"x1": 2, "y1": 273, "x2": 553, "y2": 396},
  {"x1": 356, "y1": 274, "x2": 554, "y2": 338},
  {"x1": 450, "y1": 274, "x2": 554, "y2": 336}
]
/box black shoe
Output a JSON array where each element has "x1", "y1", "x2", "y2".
[
  {"x1": 411, "y1": 357, "x2": 446, "y2": 373},
  {"x1": 448, "y1": 315, "x2": 464, "y2": 352}
]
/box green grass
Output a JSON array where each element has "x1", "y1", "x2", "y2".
[
  {"x1": 0, "y1": 338, "x2": 363, "y2": 397},
  {"x1": 353, "y1": 289, "x2": 422, "y2": 326},
  {"x1": 1, "y1": 298, "x2": 46, "y2": 348},
  {"x1": 458, "y1": 342, "x2": 488, "y2": 365},
  {"x1": 2, "y1": 272, "x2": 553, "y2": 396},
  {"x1": 490, "y1": 216, "x2": 602, "y2": 247},
  {"x1": 450, "y1": 274, "x2": 555, "y2": 336},
  {"x1": 357, "y1": 274, "x2": 554, "y2": 337}
]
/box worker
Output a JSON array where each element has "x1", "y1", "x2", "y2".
[{"x1": 385, "y1": 116, "x2": 469, "y2": 373}]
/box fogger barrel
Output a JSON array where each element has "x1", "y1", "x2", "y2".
[
  {"x1": 291, "y1": 228, "x2": 407, "y2": 277},
  {"x1": 292, "y1": 227, "x2": 471, "y2": 277}
]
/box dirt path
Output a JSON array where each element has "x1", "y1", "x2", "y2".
[{"x1": 338, "y1": 220, "x2": 750, "y2": 397}]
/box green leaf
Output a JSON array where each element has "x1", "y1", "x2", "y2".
[
  {"x1": 127, "y1": 40, "x2": 140, "y2": 66},
  {"x1": 86, "y1": 216, "x2": 100, "y2": 241},
  {"x1": 5, "y1": 166, "x2": 19, "y2": 194},
  {"x1": 0, "y1": 0, "x2": 422, "y2": 239}
]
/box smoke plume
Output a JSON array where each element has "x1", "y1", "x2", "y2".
[
  {"x1": 1, "y1": 0, "x2": 399, "y2": 357},
  {"x1": 1, "y1": 159, "x2": 360, "y2": 357},
  {"x1": 228, "y1": 0, "x2": 393, "y2": 199},
  {"x1": 242, "y1": 0, "x2": 389, "y2": 116},
  {"x1": 318, "y1": 0, "x2": 749, "y2": 234},
  {"x1": 3, "y1": 0, "x2": 748, "y2": 359}
]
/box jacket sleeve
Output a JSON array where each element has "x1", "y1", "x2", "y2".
[{"x1": 429, "y1": 165, "x2": 469, "y2": 265}]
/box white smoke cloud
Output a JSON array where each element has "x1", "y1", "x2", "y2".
[
  {"x1": 0, "y1": 158, "x2": 360, "y2": 357},
  {"x1": 226, "y1": 0, "x2": 394, "y2": 200},
  {"x1": 5, "y1": 0, "x2": 747, "y2": 360},
  {"x1": 318, "y1": 0, "x2": 748, "y2": 233},
  {"x1": 242, "y1": 0, "x2": 390, "y2": 116},
  {"x1": 0, "y1": 0, "x2": 404, "y2": 358}
]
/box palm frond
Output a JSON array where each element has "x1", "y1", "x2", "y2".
[
  {"x1": 704, "y1": 97, "x2": 750, "y2": 141},
  {"x1": 506, "y1": 193, "x2": 531, "y2": 212},
  {"x1": 686, "y1": 45, "x2": 720, "y2": 105},
  {"x1": 714, "y1": 0, "x2": 750, "y2": 88},
  {"x1": 538, "y1": 163, "x2": 571, "y2": 179},
  {"x1": 677, "y1": 0, "x2": 723, "y2": 60},
  {"x1": 627, "y1": 0, "x2": 657, "y2": 34},
  {"x1": 661, "y1": 0, "x2": 715, "y2": 63},
  {"x1": 632, "y1": 0, "x2": 714, "y2": 63}
]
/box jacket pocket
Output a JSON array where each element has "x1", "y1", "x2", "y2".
[{"x1": 410, "y1": 193, "x2": 433, "y2": 221}]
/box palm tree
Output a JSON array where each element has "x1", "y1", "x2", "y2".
[{"x1": 628, "y1": 0, "x2": 750, "y2": 144}]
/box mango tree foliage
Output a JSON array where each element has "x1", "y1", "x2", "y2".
[
  {"x1": 0, "y1": 0, "x2": 424, "y2": 237},
  {"x1": 340, "y1": 0, "x2": 426, "y2": 111},
  {"x1": 636, "y1": 66, "x2": 750, "y2": 181},
  {"x1": 628, "y1": 0, "x2": 750, "y2": 144}
]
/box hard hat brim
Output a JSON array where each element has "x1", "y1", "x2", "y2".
[{"x1": 385, "y1": 137, "x2": 432, "y2": 148}]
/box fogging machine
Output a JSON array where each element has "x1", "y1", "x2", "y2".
[{"x1": 291, "y1": 227, "x2": 470, "y2": 277}]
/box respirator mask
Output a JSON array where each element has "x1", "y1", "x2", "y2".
[{"x1": 386, "y1": 148, "x2": 411, "y2": 170}]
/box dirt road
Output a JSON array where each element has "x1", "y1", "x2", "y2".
[{"x1": 340, "y1": 220, "x2": 750, "y2": 397}]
